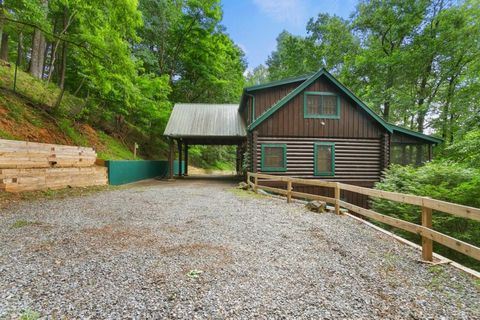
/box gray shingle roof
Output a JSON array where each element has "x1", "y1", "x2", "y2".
[{"x1": 164, "y1": 103, "x2": 246, "y2": 138}]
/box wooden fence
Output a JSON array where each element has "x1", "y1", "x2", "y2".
[{"x1": 247, "y1": 172, "x2": 480, "y2": 263}]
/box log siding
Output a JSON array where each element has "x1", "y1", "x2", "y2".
[{"x1": 256, "y1": 137, "x2": 382, "y2": 182}]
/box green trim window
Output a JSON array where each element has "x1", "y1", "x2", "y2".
[
  {"x1": 314, "y1": 142, "x2": 335, "y2": 176},
  {"x1": 261, "y1": 144, "x2": 287, "y2": 172},
  {"x1": 304, "y1": 91, "x2": 340, "y2": 119}
]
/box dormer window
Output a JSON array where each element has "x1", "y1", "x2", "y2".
[{"x1": 304, "y1": 92, "x2": 340, "y2": 119}]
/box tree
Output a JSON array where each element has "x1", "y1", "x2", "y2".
[
  {"x1": 245, "y1": 64, "x2": 269, "y2": 86},
  {"x1": 136, "y1": 0, "x2": 246, "y2": 103},
  {"x1": 266, "y1": 31, "x2": 318, "y2": 81}
]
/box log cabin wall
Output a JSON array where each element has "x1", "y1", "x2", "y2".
[
  {"x1": 255, "y1": 137, "x2": 382, "y2": 183},
  {"x1": 250, "y1": 75, "x2": 389, "y2": 207}
]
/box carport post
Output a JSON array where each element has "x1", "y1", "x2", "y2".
[
  {"x1": 236, "y1": 144, "x2": 241, "y2": 175},
  {"x1": 168, "y1": 138, "x2": 174, "y2": 180},
  {"x1": 178, "y1": 139, "x2": 183, "y2": 176},
  {"x1": 184, "y1": 143, "x2": 189, "y2": 176}
]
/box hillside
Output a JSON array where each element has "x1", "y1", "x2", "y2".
[{"x1": 0, "y1": 63, "x2": 137, "y2": 160}]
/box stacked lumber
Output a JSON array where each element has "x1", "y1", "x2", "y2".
[
  {"x1": 0, "y1": 139, "x2": 96, "y2": 168},
  {"x1": 0, "y1": 139, "x2": 108, "y2": 192}
]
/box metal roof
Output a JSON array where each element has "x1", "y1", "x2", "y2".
[
  {"x1": 244, "y1": 73, "x2": 312, "y2": 92},
  {"x1": 389, "y1": 124, "x2": 443, "y2": 144},
  {"x1": 164, "y1": 103, "x2": 247, "y2": 138}
]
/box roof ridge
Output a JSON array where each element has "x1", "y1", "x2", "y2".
[{"x1": 244, "y1": 73, "x2": 313, "y2": 92}]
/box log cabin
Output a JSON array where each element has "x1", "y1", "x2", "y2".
[{"x1": 164, "y1": 68, "x2": 442, "y2": 206}]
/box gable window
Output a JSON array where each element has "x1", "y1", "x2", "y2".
[
  {"x1": 261, "y1": 144, "x2": 287, "y2": 172},
  {"x1": 314, "y1": 142, "x2": 335, "y2": 176},
  {"x1": 304, "y1": 92, "x2": 340, "y2": 119}
]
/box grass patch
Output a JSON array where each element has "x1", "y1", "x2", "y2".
[
  {"x1": 427, "y1": 265, "x2": 448, "y2": 290},
  {"x1": 19, "y1": 309, "x2": 40, "y2": 320},
  {"x1": 2, "y1": 97, "x2": 24, "y2": 122},
  {"x1": 229, "y1": 187, "x2": 265, "y2": 199},
  {"x1": 11, "y1": 220, "x2": 39, "y2": 229},
  {"x1": 97, "y1": 131, "x2": 136, "y2": 160},
  {"x1": 58, "y1": 119, "x2": 88, "y2": 146},
  {"x1": 0, "y1": 128, "x2": 17, "y2": 139},
  {"x1": 0, "y1": 64, "x2": 83, "y2": 114}
]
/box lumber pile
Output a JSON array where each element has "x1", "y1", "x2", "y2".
[{"x1": 0, "y1": 139, "x2": 108, "y2": 192}]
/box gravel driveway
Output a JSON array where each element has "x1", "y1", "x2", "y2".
[{"x1": 0, "y1": 176, "x2": 479, "y2": 319}]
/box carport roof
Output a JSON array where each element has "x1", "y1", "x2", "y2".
[{"x1": 164, "y1": 103, "x2": 247, "y2": 144}]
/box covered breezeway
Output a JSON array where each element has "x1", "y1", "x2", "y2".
[{"x1": 163, "y1": 103, "x2": 247, "y2": 179}]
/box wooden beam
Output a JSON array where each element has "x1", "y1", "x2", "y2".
[
  {"x1": 334, "y1": 183, "x2": 340, "y2": 215},
  {"x1": 291, "y1": 191, "x2": 336, "y2": 204},
  {"x1": 339, "y1": 200, "x2": 480, "y2": 261},
  {"x1": 422, "y1": 197, "x2": 480, "y2": 222},
  {"x1": 257, "y1": 184, "x2": 288, "y2": 195},
  {"x1": 287, "y1": 180, "x2": 292, "y2": 203},
  {"x1": 338, "y1": 182, "x2": 424, "y2": 206},
  {"x1": 422, "y1": 206, "x2": 433, "y2": 261}
]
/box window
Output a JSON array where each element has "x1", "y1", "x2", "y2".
[
  {"x1": 304, "y1": 92, "x2": 340, "y2": 119},
  {"x1": 261, "y1": 144, "x2": 287, "y2": 172},
  {"x1": 314, "y1": 142, "x2": 335, "y2": 176}
]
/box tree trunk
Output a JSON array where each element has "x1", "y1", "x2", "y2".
[
  {"x1": 29, "y1": 29, "x2": 45, "y2": 78},
  {"x1": 0, "y1": 32, "x2": 8, "y2": 61},
  {"x1": 58, "y1": 6, "x2": 68, "y2": 89},
  {"x1": 29, "y1": 0, "x2": 48, "y2": 78},
  {"x1": 383, "y1": 101, "x2": 390, "y2": 122}
]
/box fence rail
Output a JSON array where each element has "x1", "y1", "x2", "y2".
[{"x1": 247, "y1": 172, "x2": 480, "y2": 262}]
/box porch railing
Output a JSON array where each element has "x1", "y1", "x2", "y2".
[{"x1": 247, "y1": 172, "x2": 480, "y2": 263}]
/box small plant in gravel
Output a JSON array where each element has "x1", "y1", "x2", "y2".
[
  {"x1": 19, "y1": 309, "x2": 40, "y2": 320},
  {"x1": 11, "y1": 220, "x2": 39, "y2": 229},
  {"x1": 382, "y1": 252, "x2": 398, "y2": 274},
  {"x1": 186, "y1": 269, "x2": 203, "y2": 279},
  {"x1": 474, "y1": 279, "x2": 480, "y2": 291},
  {"x1": 427, "y1": 265, "x2": 448, "y2": 290},
  {"x1": 229, "y1": 188, "x2": 264, "y2": 199}
]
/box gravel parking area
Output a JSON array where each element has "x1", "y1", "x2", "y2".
[{"x1": 0, "y1": 176, "x2": 479, "y2": 319}]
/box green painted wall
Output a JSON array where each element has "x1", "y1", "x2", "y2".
[{"x1": 106, "y1": 160, "x2": 185, "y2": 185}]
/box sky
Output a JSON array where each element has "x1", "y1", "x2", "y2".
[{"x1": 221, "y1": 0, "x2": 357, "y2": 71}]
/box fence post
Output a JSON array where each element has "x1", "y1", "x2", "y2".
[
  {"x1": 334, "y1": 183, "x2": 340, "y2": 215},
  {"x1": 254, "y1": 175, "x2": 258, "y2": 193},
  {"x1": 421, "y1": 200, "x2": 433, "y2": 261},
  {"x1": 287, "y1": 180, "x2": 292, "y2": 203}
]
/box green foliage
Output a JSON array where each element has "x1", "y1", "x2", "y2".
[
  {"x1": 372, "y1": 162, "x2": 480, "y2": 270},
  {"x1": 266, "y1": 31, "x2": 319, "y2": 80},
  {"x1": 11, "y1": 220, "x2": 38, "y2": 228},
  {"x1": 188, "y1": 145, "x2": 235, "y2": 170},
  {"x1": 19, "y1": 309, "x2": 40, "y2": 320},
  {"x1": 263, "y1": 0, "x2": 480, "y2": 140},
  {"x1": 1, "y1": 0, "x2": 246, "y2": 166},
  {"x1": 96, "y1": 131, "x2": 137, "y2": 160},
  {"x1": 136, "y1": 0, "x2": 246, "y2": 104},
  {"x1": 58, "y1": 119, "x2": 88, "y2": 146},
  {"x1": 445, "y1": 129, "x2": 480, "y2": 167},
  {"x1": 245, "y1": 64, "x2": 269, "y2": 87},
  {"x1": 0, "y1": 128, "x2": 17, "y2": 139}
]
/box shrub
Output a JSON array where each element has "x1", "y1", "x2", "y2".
[{"x1": 372, "y1": 161, "x2": 480, "y2": 271}]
